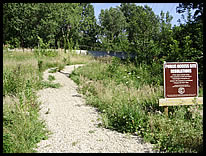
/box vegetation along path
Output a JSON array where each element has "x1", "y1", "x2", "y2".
[{"x1": 34, "y1": 64, "x2": 157, "y2": 153}]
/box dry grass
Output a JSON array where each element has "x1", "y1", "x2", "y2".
[
  {"x1": 3, "y1": 95, "x2": 19, "y2": 108},
  {"x1": 3, "y1": 51, "x2": 37, "y2": 68},
  {"x1": 78, "y1": 75, "x2": 163, "y2": 111},
  {"x1": 70, "y1": 54, "x2": 95, "y2": 64}
]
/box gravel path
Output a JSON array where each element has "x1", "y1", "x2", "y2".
[{"x1": 35, "y1": 64, "x2": 158, "y2": 153}]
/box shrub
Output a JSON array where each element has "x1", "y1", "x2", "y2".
[
  {"x1": 3, "y1": 66, "x2": 25, "y2": 96},
  {"x1": 70, "y1": 59, "x2": 203, "y2": 153},
  {"x1": 3, "y1": 50, "x2": 67, "y2": 153}
]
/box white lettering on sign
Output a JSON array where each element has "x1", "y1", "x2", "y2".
[
  {"x1": 177, "y1": 64, "x2": 189, "y2": 68},
  {"x1": 170, "y1": 69, "x2": 192, "y2": 73},
  {"x1": 190, "y1": 64, "x2": 197, "y2": 68},
  {"x1": 165, "y1": 63, "x2": 196, "y2": 69},
  {"x1": 165, "y1": 64, "x2": 176, "y2": 68}
]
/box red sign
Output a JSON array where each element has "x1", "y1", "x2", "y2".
[{"x1": 164, "y1": 62, "x2": 198, "y2": 98}]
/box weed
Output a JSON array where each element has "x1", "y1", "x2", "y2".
[
  {"x1": 3, "y1": 50, "x2": 72, "y2": 153},
  {"x1": 72, "y1": 141, "x2": 78, "y2": 146},
  {"x1": 48, "y1": 75, "x2": 55, "y2": 81},
  {"x1": 48, "y1": 68, "x2": 58, "y2": 73},
  {"x1": 37, "y1": 60, "x2": 43, "y2": 72},
  {"x1": 57, "y1": 64, "x2": 64, "y2": 72},
  {"x1": 88, "y1": 130, "x2": 95, "y2": 134},
  {"x1": 63, "y1": 55, "x2": 71, "y2": 65},
  {"x1": 70, "y1": 59, "x2": 203, "y2": 153},
  {"x1": 40, "y1": 81, "x2": 61, "y2": 89}
]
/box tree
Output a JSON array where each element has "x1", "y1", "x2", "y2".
[
  {"x1": 51, "y1": 3, "x2": 82, "y2": 50},
  {"x1": 120, "y1": 4, "x2": 160, "y2": 63},
  {"x1": 157, "y1": 11, "x2": 173, "y2": 60},
  {"x1": 176, "y1": 3, "x2": 203, "y2": 22},
  {"x1": 171, "y1": 21, "x2": 203, "y2": 83},
  {"x1": 3, "y1": 3, "x2": 28, "y2": 48},
  {"x1": 79, "y1": 3, "x2": 99, "y2": 50},
  {"x1": 99, "y1": 7, "x2": 127, "y2": 52},
  {"x1": 3, "y1": 3, "x2": 83, "y2": 50}
]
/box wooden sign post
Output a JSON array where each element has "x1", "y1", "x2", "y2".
[{"x1": 159, "y1": 62, "x2": 203, "y2": 116}]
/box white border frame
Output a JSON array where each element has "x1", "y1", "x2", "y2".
[{"x1": 163, "y1": 62, "x2": 198, "y2": 99}]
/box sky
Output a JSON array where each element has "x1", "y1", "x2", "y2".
[{"x1": 92, "y1": 3, "x2": 190, "y2": 27}]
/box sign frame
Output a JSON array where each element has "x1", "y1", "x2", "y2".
[
  {"x1": 160, "y1": 62, "x2": 202, "y2": 117},
  {"x1": 163, "y1": 61, "x2": 198, "y2": 99}
]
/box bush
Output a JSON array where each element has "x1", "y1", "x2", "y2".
[
  {"x1": 34, "y1": 49, "x2": 58, "y2": 57},
  {"x1": 3, "y1": 99, "x2": 49, "y2": 153},
  {"x1": 146, "y1": 109, "x2": 203, "y2": 153},
  {"x1": 70, "y1": 59, "x2": 203, "y2": 153},
  {"x1": 3, "y1": 66, "x2": 25, "y2": 96},
  {"x1": 3, "y1": 50, "x2": 66, "y2": 153},
  {"x1": 3, "y1": 76, "x2": 49, "y2": 153}
]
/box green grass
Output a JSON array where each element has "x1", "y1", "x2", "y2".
[
  {"x1": 48, "y1": 75, "x2": 56, "y2": 81},
  {"x1": 3, "y1": 97, "x2": 49, "y2": 153},
  {"x1": 199, "y1": 87, "x2": 203, "y2": 97},
  {"x1": 3, "y1": 49, "x2": 93, "y2": 153},
  {"x1": 40, "y1": 81, "x2": 61, "y2": 89},
  {"x1": 70, "y1": 57, "x2": 203, "y2": 153},
  {"x1": 3, "y1": 50, "x2": 202, "y2": 153},
  {"x1": 48, "y1": 68, "x2": 58, "y2": 73},
  {"x1": 3, "y1": 52, "x2": 49, "y2": 153}
]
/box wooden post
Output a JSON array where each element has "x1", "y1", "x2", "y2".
[{"x1": 164, "y1": 106, "x2": 168, "y2": 117}]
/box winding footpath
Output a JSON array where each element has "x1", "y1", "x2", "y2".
[{"x1": 34, "y1": 64, "x2": 158, "y2": 153}]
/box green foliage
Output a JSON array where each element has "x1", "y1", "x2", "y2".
[
  {"x1": 3, "y1": 3, "x2": 204, "y2": 152},
  {"x1": 35, "y1": 36, "x2": 58, "y2": 57},
  {"x1": 70, "y1": 60, "x2": 203, "y2": 153},
  {"x1": 3, "y1": 51, "x2": 69, "y2": 153},
  {"x1": 57, "y1": 64, "x2": 64, "y2": 72},
  {"x1": 7, "y1": 38, "x2": 21, "y2": 48},
  {"x1": 63, "y1": 55, "x2": 71, "y2": 65},
  {"x1": 37, "y1": 60, "x2": 43, "y2": 72},
  {"x1": 3, "y1": 3, "x2": 203, "y2": 85},
  {"x1": 79, "y1": 3, "x2": 99, "y2": 50},
  {"x1": 3, "y1": 92, "x2": 49, "y2": 153},
  {"x1": 3, "y1": 3, "x2": 83, "y2": 49},
  {"x1": 176, "y1": 3, "x2": 203, "y2": 22},
  {"x1": 146, "y1": 107, "x2": 203, "y2": 153},
  {"x1": 3, "y1": 64, "x2": 49, "y2": 153},
  {"x1": 48, "y1": 68, "x2": 58, "y2": 73},
  {"x1": 120, "y1": 4, "x2": 160, "y2": 56},
  {"x1": 99, "y1": 7, "x2": 127, "y2": 52},
  {"x1": 48, "y1": 75, "x2": 55, "y2": 81},
  {"x1": 40, "y1": 81, "x2": 61, "y2": 89},
  {"x1": 3, "y1": 67, "x2": 22, "y2": 96},
  {"x1": 167, "y1": 21, "x2": 203, "y2": 84}
]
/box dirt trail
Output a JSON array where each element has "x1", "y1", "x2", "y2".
[{"x1": 35, "y1": 64, "x2": 157, "y2": 153}]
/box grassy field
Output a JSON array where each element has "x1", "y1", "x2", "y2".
[
  {"x1": 3, "y1": 49, "x2": 94, "y2": 153},
  {"x1": 70, "y1": 57, "x2": 203, "y2": 153},
  {"x1": 3, "y1": 50, "x2": 203, "y2": 153}
]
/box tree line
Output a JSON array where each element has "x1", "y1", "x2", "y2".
[{"x1": 3, "y1": 3, "x2": 203, "y2": 83}]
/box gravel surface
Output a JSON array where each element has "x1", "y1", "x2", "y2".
[{"x1": 34, "y1": 64, "x2": 158, "y2": 153}]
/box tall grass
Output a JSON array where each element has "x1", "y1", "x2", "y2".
[
  {"x1": 3, "y1": 67, "x2": 49, "y2": 152},
  {"x1": 70, "y1": 57, "x2": 203, "y2": 153},
  {"x1": 3, "y1": 50, "x2": 93, "y2": 153}
]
